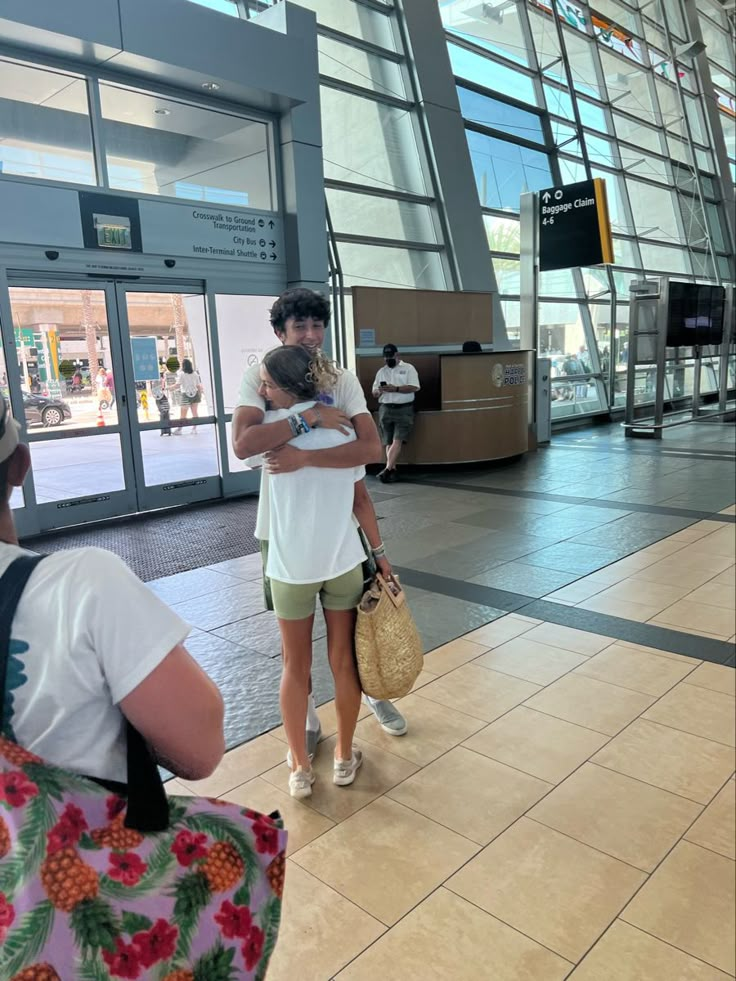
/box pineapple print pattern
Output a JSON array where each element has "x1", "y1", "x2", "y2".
[
  {"x1": 267, "y1": 853, "x2": 286, "y2": 899},
  {"x1": 40, "y1": 847, "x2": 99, "y2": 912},
  {"x1": 162, "y1": 972, "x2": 195, "y2": 981},
  {"x1": 0, "y1": 736, "x2": 40, "y2": 767},
  {"x1": 202, "y1": 841, "x2": 244, "y2": 893},
  {"x1": 90, "y1": 812, "x2": 144, "y2": 850},
  {"x1": 10, "y1": 965, "x2": 62, "y2": 981},
  {"x1": 0, "y1": 815, "x2": 10, "y2": 859}
]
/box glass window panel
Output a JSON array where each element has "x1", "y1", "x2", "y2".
[
  {"x1": 550, "y1": 117, "x2": 578, "y2": 148},
  {"x1": 539, "y1": 267, "x2": 580, "y2": 296},
  {"x1": 612, "y1": 112, "x2": 664, "y2": 154},
  {"x1": 594, "y1": 23, "x2": 645, "y2": 67},
  {"x1": 559, "y1": 156, "x2": 588, "y2": 183},
  {"x1": 447, "y1": 44, "x2": 537, "y2": 104},
  {"x1": 500, "y1": 299, "x2": 521, "y2": 347},
  {"x1": 441, "y1": 0, "x2": 531, "y2": 66},
  {"x1": 625, "y1": 178, "x2": 682, "y2": 242},
  {"x1": 642, "y1": 18, "x2": 668, "y2": 52},
  {"x1": 593, "y1": 169, "x2": 635, "y2": 235},
  {"x1": 698, "y1": 17, "x2": 734, "y2": 73},
  {"x1": 214, "y1": 293, "x2": 278, "y2": 416},
  {"x1": 317, "y1": 36, "x2": 405, "y2": 99},
  {"x1": 0, "y1": 60, "x2": 96, "y2": 186},
  {"x1": 656, "y1": 82, "x2": 708, "y2": 147},
  {"x1": 611, "y1": 237, "x2": 640, "y2": 265},
  {"x1": 529, "y1": 8, "x2": 562, "y2": 69},
  {"x1": 542, "y1": 302, "x2": 605, "y2": 416},
  {"x1": 288, "y1": 0, "x2": 396, "y2": 49},
  {"x1": 600, "y1": 52, "x2": 657, "y2": 123},
  {"x1": 100, "y1": 84, "x2": 273, "y2": 208},
  {"x1": 337, "y1": 242, "x2": 447, "y2": 289},
  {"x1": 560, "y1": 32, "x2": 604, "y2": 99},
  {"x1": 638, "y1": 241, "x2": 692, "y2": 274},
  {"x1": 186, "y1": 0, "x2": 239, "y2": 13},
  {"x1": 620, "y1": 149, "x2": 669, "y2": 183},
  {"x1": 321, "y1": 86, "x2": 426, "y2": 194},
  {"x1": 718, "y1": 111, "x2": 735, "y2": 160},
  {"x1": 717, "y1": 255, "x2": 734, "y2": 281},
  {"x1": 483, "y1": 213, "x2": 521, "y2": 253},
  {"x1": 586, "y1": 132, "x2": 620, "y2": 167},
  {"x1": 492, "y1": 256, "x2": 521, "y2": 293},
  {"x1": 326, "y1": 187, "x2": 437, "y2": 242},
  {"x1": 543, "y1": 86, "x2": 609, "y2": 132},
  {"x1": 467, "y1": 130, "x2": 552, "y2": 209},
  {"x1": 591, "y1": 0, "x2": 640, "y2": 35},
  {"x1": 458, "y1": 87, "x2": 545, "y2": 143}
]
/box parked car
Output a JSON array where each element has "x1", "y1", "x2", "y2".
[{"x1": 22, "y1": 391, "x2": 72, "y2": 427}]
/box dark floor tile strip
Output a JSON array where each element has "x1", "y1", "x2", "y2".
[
  {"x1": 396, "y1": 565, "x2": 736, "y2": 666},
  {"x1": 404, "y1": 477, "x2": 735, "y2": 523}
]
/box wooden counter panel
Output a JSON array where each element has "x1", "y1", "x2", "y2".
[{"x1": 441, "y1": 351, "x2": 531, "y2": 407}]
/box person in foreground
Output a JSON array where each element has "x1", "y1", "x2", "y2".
[
  {"x1": 0, "y1": 396, "x2": 225, "y2": 787},
  {"x1": 247, "y1": 346, "x2": 388, "y2": 799},
  {"x1": 232, "y1": 288, "x2": 409, "y2": 757}
]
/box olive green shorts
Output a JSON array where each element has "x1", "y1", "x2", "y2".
[{"x1": 259, "y1": 541, "x2": 364, "y2": 620}]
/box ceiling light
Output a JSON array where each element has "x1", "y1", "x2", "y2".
[
  {"x1": 154, "y1": 108, "x2": 171, "y2": 115},
  {"x1": 201, "y1": 81, "x2": 220, "y2": 91}
]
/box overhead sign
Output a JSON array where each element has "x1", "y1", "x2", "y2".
[
  {"x1": 139, "y1": 200, "x2": 284, "y2": 265},
  {"x1": 131, "y1": 337, "x2": 160, "y2": 382},
  {"x1": 538, "y1": 178, "x2": 614, "y2": 272}
]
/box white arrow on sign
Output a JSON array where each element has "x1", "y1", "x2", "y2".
[
  {"x1": 554, "y1": 189, "x2": 563, "y2": 200},
  {"x1": 542, "y1": 191, "x2": 551, "y2": 202}
]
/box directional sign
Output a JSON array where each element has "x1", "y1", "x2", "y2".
[
  {"x1": 131, "y1": 337, "x2": 161, "y2": 382},
  {"x1": 538, "y1": 178, "x2": 614, "y2": 272}
]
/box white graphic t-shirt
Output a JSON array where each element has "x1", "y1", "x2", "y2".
[
  {"x1": 236, "y1": 361, "x2": 369, "y2": 541},
  {"x1": 0, "y1": 544, "x2": 190, "y2": 782}
]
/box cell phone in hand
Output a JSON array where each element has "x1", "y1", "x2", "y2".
[{"x1": 380, "y1": 381, "x2": 388, "y2": 387}]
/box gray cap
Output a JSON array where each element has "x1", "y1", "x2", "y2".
[{"x1": 0, "y1": 398, "x2": 20, "y2": 465}]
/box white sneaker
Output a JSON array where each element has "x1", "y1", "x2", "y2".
[
  {"x1": 285, "y1": 725, "x2": 321, "y2": 768},
  {"x1": 333, "y1": 748, "x2": 363, "y2": 787},
  {"x1": 289, "y1": 766, "x2": 315, "y2": 799}
]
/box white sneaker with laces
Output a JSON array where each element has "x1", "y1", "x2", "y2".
[
  {"x1": 289, "y1": 766, "x2": 315, "y2": 799},
  {"x1": 333, "y1": 748, "x2": 363, "y2": 787}
]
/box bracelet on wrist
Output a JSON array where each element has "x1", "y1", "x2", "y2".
[
  {"x1": 312, "y1": 404, "x2": 322, "y2": 428},
  {"x1": 371, "y1": 543, "x2": 386, "y2": 557}
]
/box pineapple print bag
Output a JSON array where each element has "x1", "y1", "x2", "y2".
[{"x1": 0, "y1": 555, "x2": 287, "y2": 981}]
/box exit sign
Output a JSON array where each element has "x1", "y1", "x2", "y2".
[{"x1": 94, "y1": 213, "x2": 132, "y2": 250}]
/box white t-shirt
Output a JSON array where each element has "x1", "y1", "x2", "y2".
[
  {"x1": 0, "y1": 544, "x2": 190, "y2": 782},
  {"x1": 178, "y1": 369, "x2": 201, "y2": 397},
  {"x1": 254, "y1": 402, "x2": 365, "y2": 584},
  {"x1": 372, "y1": 360, "x2": 420, "y2": 404},
  {"x1": 235, "y1": 361, "x2": 369, "y2": 541}
]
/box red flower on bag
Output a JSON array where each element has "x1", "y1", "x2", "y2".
[
  {"x1": 242, "y1": 925, "x2": 265, "y2": 971},
  {"x1": 47, "y1": 824, "x2": 79, "y2": 855},
  {"x1": 108, "y1": 852, "x2": 148, "y2": 886},
  {"x1": 252, "y1": 816, "x2": 279, "y2": 855},
  {"x1": 171, "y1": 829, "x2": 209, "y2": 867},
  {"x1": 215, "y1": 899, "x2": 252, "y2": 939},
  {"x1": 0, "y1": 892, "x2": 15, "y2": 942},
  {"x1": 0, "y1": 771, "x2": 38, "y2": 809},
  {"x1": 132, "y1": 919, "x2": 178, "y2": 967},
  {"x1": 59, "y1": 802, "x2": 88, "y2": 836},
  {"x1": 106, "y1": 794, "x2": 127, "y2": 821},
  {"x1": 102, "y1": 938, "x2": 142, "y2": 979}
]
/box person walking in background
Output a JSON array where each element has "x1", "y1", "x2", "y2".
[
  {"x1": 372, "y1": 343, "x2": 420, "y2": 483},
  {"x1": 154, "y1": 371, "x2": 172, "y2": 436},
  {"x1": 173, "y1": 358, "x2": 203, "y2": 435}
]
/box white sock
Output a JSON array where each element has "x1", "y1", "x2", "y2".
[{"x1": 306, "y1": 694, "x2": 320, "y2": 732}]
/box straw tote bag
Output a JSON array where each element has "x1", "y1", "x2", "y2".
[{"x1": 354, "y1": 574, "x2": 423, "y2": 700}]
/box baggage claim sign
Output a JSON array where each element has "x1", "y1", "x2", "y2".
[{"x1": 538, "y1": 178, "x2": 614, "y2": 272}]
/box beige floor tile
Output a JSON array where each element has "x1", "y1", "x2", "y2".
[
  {"x1": 719, "y1": 505, "x2": 736, "y2": 515},
  {"x1": 686, "y1": 530, "x2": 736, "y2": 559},
  {"x1": 225, "y1": 776, "x2": 334, "y2": 855},
  {"x1": 593, "y1": 719, "x2": 736, "y2": 804},
  {"x1": 464, "y1": 706, "x2": 609, "y2": 784},
  {"x1": 579, "y1": 594, "x2": 664, "y2": 622},
  {"x1": 622, "y1": 841, "x2": 736, "y2": 975},
  {"x1": 462, "y1": 615, "x2": 535, "y2": 648},
  {"x1": 713, "y1": 567, "x2": 736, "y2": 586},
  {"x1": 354, "y1": 692, "x2": 484, "y2": 767},
  {"x1": 422, "y1": 637, "x2": 489, "y2": 675},
  {"x1": 688, "y1": 582, "x2": 736, "y2": 611},
  {"x1": 615, "y1": 639, "x2": 702, "y2": 665},
  {"x1": 639, "y1": 535, "x2": 691, "y2": 553},
  {"x1": 547, "y1": 597, "x2": 576, "y2": 606},
  {"x1": 529, "y1": 762, "x2": 701, "y2": 872},
  {"x1": 266, "y1": 860, "x2": 385, "y2": 981},
  {"x1": 573, "y1": 643, "x2": 696, "y2": 696},
  {"x1": 164, "y1": 779, "x2": 196, "y2": 797},
  {"x1": 292, "y1": 796, "x2": 479, "y2": 926},
  {"x1": 631, "y1": 561, "x2": 719, "y2": 589},
  {"x1": 261, "y1": 734, "x2": 418, "y2": 824},
  {"x1": 524, "y1": 673, "x2": 656, "y2": 736},
  {"x1": 410, "y1": 668, "x2": 438, "y2": 692},
  {"x1": 596, "y1": 577, "x2": 692, "y2": 609},
  {"x1": 668, "y1": 548, "x2": 734, "y2": 573},
  {"x1": 269, "y1": 699, "x2": 372, "y2": 744},
  {"x1": 670, "y1": 521, "x2": 726, "y2": 543},
  {"x1": 178, "y1": 733, "x2": 288, "y2": 797},
  {"x1": 546, "y1": 580, "x2": 608, "y2": 604},
  {"x1": 521, "y1": 622, "x2": 613, "y2": 656},
  {"x1": 594, "y1": 554, "x2": 658, "y2": 581},
  {"x1": 475, "y1": 636, "x2": 588, "y2": 686},
  {"x1": 643, "y1": 683, "x2": 736, "y2": 747},
  {"x1": 417, "y1": 663, "x2": 541, "y2": 723},
  {"x1": 571, "y1": 920, "x2": 732, "y2": 981},
  {"x1": 388, "y1": 746, "x2": 552, "y2": 845},
  {"x1": 652, "y1": 599, "x2": 736, "y2": 638},
  {"x1": 447, "y1": 818, "x2": 645, "y2": 963},
  {"x1": 686, "y1": 662, "x2": 736, "y2": 696},
  {"x1": 510, "y1": 613, "x2": 543, "y2": 625},
  {"x1": 336, "y1": 887, "x2": 572, "y2": 981},
  {"x1": 685, "y1": 781, "x2": 736, "y2": 860}
]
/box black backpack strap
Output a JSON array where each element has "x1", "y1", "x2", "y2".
[
  {"x1": 0, "y1": 552, "x2": 168, "y2": 832},
  {"x1": 0, "y1": 554, "x2": 45, "y2": 732}
]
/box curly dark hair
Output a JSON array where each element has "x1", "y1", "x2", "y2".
[{"x1": 269, "y1": 288, "x2": 331, "y2": 333}]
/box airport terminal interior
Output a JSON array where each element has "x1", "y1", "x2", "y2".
[{"x1": 0, "y1": 0, "x2": 735, "y2": 977}]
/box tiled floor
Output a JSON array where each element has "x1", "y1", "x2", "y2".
[{"x1": 154, "y1": 422, "x2": 735, "y2": 978}]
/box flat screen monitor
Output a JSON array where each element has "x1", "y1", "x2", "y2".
[{"x1": 666, "y1": 282, "x2": 725, "y2": 348}]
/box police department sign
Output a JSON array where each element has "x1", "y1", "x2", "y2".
[{"x1": 492, "y1": 363, "x2": 527, "y2": 388}]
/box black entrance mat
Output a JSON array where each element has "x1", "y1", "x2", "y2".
[{"x1": 20, "y1": 496, "x2": 260, "y2": 582}]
